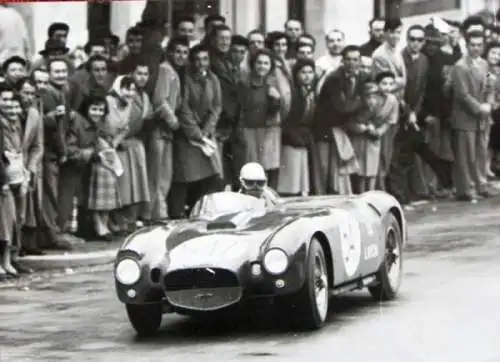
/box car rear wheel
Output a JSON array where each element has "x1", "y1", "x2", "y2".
[
  {"x1": 369, "y1": 214, "x2": 403, "y2": 301},
  {"x1": 126, "y1": 303, "x2": 162, "y2": 337},
  {"x1": 291, "y1": 238, "x2": 329, "y2": 329}
]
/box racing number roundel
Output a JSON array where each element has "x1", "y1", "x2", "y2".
[{"x1": 337, "y1": 210, "x2": 362, "y2": 278}]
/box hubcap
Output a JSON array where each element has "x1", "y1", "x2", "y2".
[
  {"x1": 314, "y1": 253, "x2": 328, "y2": 321},
  {"x1": 386, "y1": 229, "x2": 402, "y2": 289}
]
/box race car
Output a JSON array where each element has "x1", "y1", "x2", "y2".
[{"x1": 114, "y1": 190, "x2": 405, "y2": 336}]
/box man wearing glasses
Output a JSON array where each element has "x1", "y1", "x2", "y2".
[{"x1": 400, "y1": 25, "x2": 431, "y2": 200}]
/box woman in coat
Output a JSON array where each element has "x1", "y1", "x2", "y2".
[
  {"x1": 169, "y1": 44, "x2": 223, "y2": 218},
  {"x1": 483, "y1": 42, "x2": 500, "y2": 176},
  {"x1": 0, "y1": 116, "x2": 18, "y2": 279},
  {"x1": 265, "y1": 31, "x2": 293, "y2": 124},
  {"x1": 106, "y1": 75, "x2": 150, "y2": 234},
  {"x1": 86, "y1": 94, "x2": 121, "y2": 239},
  {"x1": 278, "y1": 59, "x2": 316, "y2": 196},
  {"x1": 0, "y1": 92, "x2": 29, "y2": 278},
  {"x1": 17, "y1": 77, "x2": 44, "y2": 255},
  {"x1": 239, "y1": 48, "x2": 283, "y2": 188}
]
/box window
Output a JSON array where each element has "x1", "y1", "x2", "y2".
[
  {"x1": 399, "y1": 0, "x2": 461, "y2": 17},
  {"x1": 376, "y1": 0, "x2": 461, "y2": 18},
  {"x1": 87, "y1": 2, "x2": 111, "y2": 40},
  {"x1": 288, "y1": 0, "x2": 305, "y2": 24}
]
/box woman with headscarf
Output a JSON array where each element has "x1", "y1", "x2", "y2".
[{"x1": 105, "y1": 75, "x2": 149, "y2": 235}]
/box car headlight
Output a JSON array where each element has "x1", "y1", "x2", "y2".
[
  {"x1": 115, "y1": 258, "x2": 141, "y2": 285},
  {"x1": 263, "y1": 249, "x2": 289, "y2": 275}
]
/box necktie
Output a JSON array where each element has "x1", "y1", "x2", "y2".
[{"x1": 346, "y1": 75, "x2": 356, "y2": 98}]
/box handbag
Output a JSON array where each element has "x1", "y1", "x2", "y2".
[
  {"x1": 3, "y1": 150, "x2": 27, "y2": 185},
  {"x1": 98, "y1": 148, "x2": 124, "y2": 177}
]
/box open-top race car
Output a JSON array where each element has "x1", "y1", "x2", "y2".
[{"x1": 114, "y1": 191, "x2": 406, "y2": 336}]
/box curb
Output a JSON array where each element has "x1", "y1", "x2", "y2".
[{"x1": 18, "y1": 249, "x2": 118, "y2": 270}]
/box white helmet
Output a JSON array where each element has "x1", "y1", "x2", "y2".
[{"x1": 239, "y1": 162, "x2": 267, "y2": 191}]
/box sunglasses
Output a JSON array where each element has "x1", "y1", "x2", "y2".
[
  {"x1": 409, "y1": 37, "x2": 425, "y2": 42},
  {"x1": 241, "y1": 179, "x2": 266, "y2": 190}
]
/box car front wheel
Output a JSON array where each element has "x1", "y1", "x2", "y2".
[
  {"x1": 291, "y1": 238, "x2": 329, "y2": 329},
  {"x1": 369, "y1": 214, "x2": 403, "y2": 301},
  {"x1": 126, "y1": 303, "x2": 162, "y2": 337}
]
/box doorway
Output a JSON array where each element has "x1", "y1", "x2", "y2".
[{"x1": 87, "y1": 2, "x2": 111, "y2": 40}]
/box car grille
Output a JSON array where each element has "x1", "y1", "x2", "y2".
[{"x1": 164, "y1": 268, "x2": 241, "y2": 311}]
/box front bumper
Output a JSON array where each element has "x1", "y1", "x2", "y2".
[
  {"x1": 115, "y1": 250, "x2": 308, "y2": 310},
  {"x1": 162, "y1": 259, "x2": 307, "y2": 311}
]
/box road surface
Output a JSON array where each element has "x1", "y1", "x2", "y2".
[{"x1": 1, "y1": 199, "x2": 500, "y2": 362}]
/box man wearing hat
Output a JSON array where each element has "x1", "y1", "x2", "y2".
[
  {"x1": 30, "y1": 38, "x2": 72, "y2": 74},
  {"x1": 47, "y1": 22, "x2": 70, "y2": 49}
]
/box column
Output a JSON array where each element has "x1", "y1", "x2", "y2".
[
  {"x1": 265, "y1": 0, "x2": 288, "y2": 32},
  {"x1": 322, "y1": 0, "x2": 373, "y2": 46},
  {"x1": 304, "y1": 0, "x2": 326, "y2": 56},
  {"x1": 234, "y1": 0, "x2": 261, "y2": 35},
  {"x1": 110, "y1": 0, "x2": 147, "y2": 43},
  {"x1": 219, "y1": 0, "x2": 234, "y2": 29}
]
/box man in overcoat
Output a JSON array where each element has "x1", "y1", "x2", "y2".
[{"x1": 311, "y1": 45, "x2": 366, "y2": 195}]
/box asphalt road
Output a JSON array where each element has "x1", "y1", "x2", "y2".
[{"x1": 1, "y1": 199, "x2": 500, "y2": 362}]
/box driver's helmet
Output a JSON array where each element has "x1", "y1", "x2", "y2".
[{"x1": 239, "y1": 162, "x2": 267, "y2": 195}]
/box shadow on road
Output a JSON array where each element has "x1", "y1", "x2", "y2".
[{"x1": 131, "y1": 293, "x2": 393, "y2": 346}]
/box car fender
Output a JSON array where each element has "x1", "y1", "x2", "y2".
[
  {"x1": 115, "y1": 225, "x2": 175, "y2": 304},
  {"x1": 260, "y1": 215, "x2": 332, "y2": 291},
  {"x1": 359, "y1": 190, "x2": 407, "y2": 246}
]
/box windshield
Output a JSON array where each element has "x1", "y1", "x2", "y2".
[{"x1": 189, "y1": 192, "x2": 266, "y2": 220}]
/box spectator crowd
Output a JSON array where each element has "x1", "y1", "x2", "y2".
[{"x1": 0, "y1": 3, "x2": 499, "y2": 279}]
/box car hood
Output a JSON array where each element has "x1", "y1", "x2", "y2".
[
  {"x1": 164, "y1": 209, "x2": 298, "y2": 270},
  {"x1": 121, "y1": 202, "x2": 336, "y2": 271}
]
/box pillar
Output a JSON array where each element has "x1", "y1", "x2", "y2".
[
  {"x1": 265, "y1": 0, "x2": 288, "y2": 32},
  {"x1": 110, "y1": 0, "x2": 147, "y2": 44},
  {"x1": 234, "y1": 0, "x2": 262, "y2": 35}
]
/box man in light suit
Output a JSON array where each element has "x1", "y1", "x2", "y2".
[
  {"x1": 450, "y1": 31, "x2": 494, "y2": 201},
  {"x1": 372, "y1": 18, "x2": 407, "y2": 190}
]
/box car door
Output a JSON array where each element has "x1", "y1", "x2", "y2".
[
  {"x1": 352, "y1": 201, "x2": 385, "y2": 277},
  {"x1": 329, "y1": 204, "x2": 365, "y2": 285}
]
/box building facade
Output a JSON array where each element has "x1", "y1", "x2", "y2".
[{"x1": 8, "y1": 0, "x2": 499, "y2": 57}]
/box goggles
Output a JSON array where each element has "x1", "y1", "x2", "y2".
[{"x1": 241, "y1": 179, "x2": 266, "y2": 190}]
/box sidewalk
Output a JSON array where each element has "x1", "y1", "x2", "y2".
[
  {"x1": 13, "y1": 180, "x2": 500, "y2": 272},
  {"x1": 18, "y1": 239, "x2": 122, "y2": 271}
]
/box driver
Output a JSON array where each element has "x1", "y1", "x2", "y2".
[{"x1": 239, "y1": 162, "x2": 279, "y2": 206}]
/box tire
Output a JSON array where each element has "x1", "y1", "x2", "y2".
[
  {"x1": 369, "y1": 214, "x2": 403, "y2": 301},
  {"x1": 126, "y1": 303, "x2": 162, "y2": 337},
  {"x1": 290, "y1": 238, "x2": 330, "y2": 330}
]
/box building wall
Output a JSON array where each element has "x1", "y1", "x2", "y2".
[
  {"x1": 109, "y1": 0, "x2": 146, "y2": 44},
  {"x1": 9, "y1": 0, "x2": 492, "y2": 58},
  {"x1": 10, "y1": 2, "x2": 88, "y2": 56}
]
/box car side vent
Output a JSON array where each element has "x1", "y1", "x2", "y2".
[{"x1": 206, "y1": 221, "x2": 237, "y2": 230}]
